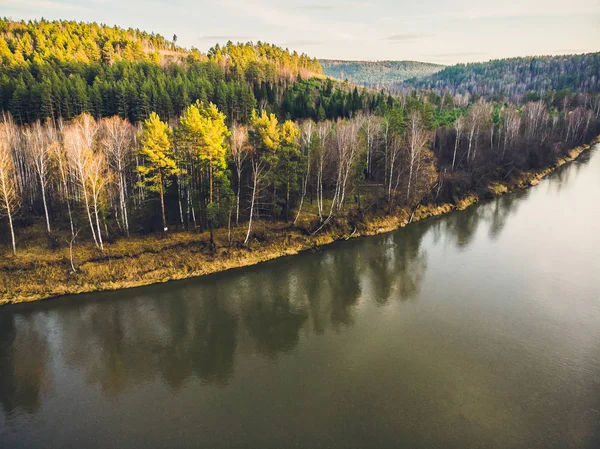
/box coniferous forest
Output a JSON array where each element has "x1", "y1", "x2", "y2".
[
  {"x1": 402, "y1": 53, "x2": 600, "y2": 99},
  {"x1": 320, "y1": 59, "x2": 444, "y2": 87},
  {"x1": 1, "y1": 18, "x2": 599, "y2": 301}
]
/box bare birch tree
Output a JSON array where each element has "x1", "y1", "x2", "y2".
[
  {"x1": 229, "y1": 123, "x2": 249, "y2": 225},
  {"x1": 380, "y1": 117, "x2": 392, "y2": 189},
  {"x1": 452, "y1": 115, "x2": 464, "y2": 170},
  {"x1": 23, "y1": 121, "x2": 56, "y2": 234},
  {"x1": 63, "y1": 113, "x2": 101, "y2": 248},
  {"x1": 0, "y1": 120, "x2": 20, "y2": 255},
  {"x1": 388, "y1": 133, "x2": 403, "y2": 199},
  {"x1": 361, "y1": 112, "x2": 380, "y2": 179},
  {"x1": 51, "y1": 124, "x2": 76, "y2": 238},
  {"x1": 404, "y1": 111, "x2": 428, "y2": 204},
  {"x1": 314, "y1": 120, "x2": 331, "y2": 223},
  {"x1": 245, "y1": 111, "x2": 280, "y2": 244},
  {"x1": 524, "y1": 101, "x2": 547, "y2": 142},
  {"x1": 101, "y1": 116, "x2": 134, "y2": 236},
  {"x1": 87, "y1": 150, "x2": 110, "y2": 251},
  {"x1": 502, "y1": 107, "x2": 521, "y2": 160},
  {"x1": 294, "y1": 119, "x2": 314, "y2": 225}
]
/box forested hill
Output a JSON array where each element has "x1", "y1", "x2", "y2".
[
  {"x1": 0, "y1": 19, "x2": 375, "y2": 125},
  {"x1": 2, "y1": 19, "x2": 600, "y2": 272},
  {"x1": 0, "y1": 19, "x2": 323, "y2": 73},
  {"x1": 0, "y1": 18, "x2": 189, "y2": 65},
  {"x1": 401, "y1": 53, "x2": 600, "y2": 99},
  {"x1": 320, "y1": 60, "x2": 444, "y2": 86}
]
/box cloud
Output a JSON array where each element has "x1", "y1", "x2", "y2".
[
  {"x1": 283, "y1": 40, "x2": 324, "y2": 47},
  {"x1": 0, "y1": 0, "x2": 91, "y2": 11},
  {"x1": 463, "y1": 11, "x2": 596, "y2": 22},
  {"x1": 426, "y1": 51, "x2": 485, "y2": 58},
  {"x1": 421, "y1": 51, "x2": 488, "y2": 64},
  {"x1": 199, "y1": 35, "x2": 254, "y2": 41},
  {"x1": 380, "y1": 8, "x2": 600, "y2": 26},
  {"x1": 296, "y1": 2, "x2": 371, "y2": 10},
  {"x1": 222, "y1": 0, "x2": 363, "y2": 41},
  {"x1": 550, "y1": 48, "x2": 595, "y2": 54},
  {"x1": 385, "y1": 33, "x2": 428, "y2": 42}
]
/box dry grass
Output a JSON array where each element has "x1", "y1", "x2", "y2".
[
  {"x1": 0, "y1": 223, "x2": 316, "y2": 304},
  {"x1": 1, "y1": 137, "x2": 597, "y2": 305},
  {"x1": 487, "y1": 182, "x2": 509, "y2": 195},
  {"x1": 455, "y1": 194, "x2": 480, "y2": 211}
]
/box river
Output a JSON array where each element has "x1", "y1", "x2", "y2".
[{"x1": 1, "y1": 145, "x2": 599, "y2": 449}]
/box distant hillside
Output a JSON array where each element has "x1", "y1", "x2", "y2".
[
  {"x1": 0, "y1": 19, "x2": 323, "y2": 75},
  {"x1": 0, "y1": 18, "x2": 191, "y2": 65},
  {"x1": 320, "y1": 59, "x2": 444, "y2": 86},
  {"x1": 403, "y1": 53, "x2": 600, "y2": 98},
  {"x1": 0, "y1": 19, "x2": 328, "y2": 124}
]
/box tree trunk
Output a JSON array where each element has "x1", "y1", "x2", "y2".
[
  {"x1": 120, "y1": 172, "x2": 129, "y2": 236},
  {"x1": 244, "y1": 167, "x2": 258, "y2": 244},
  {"x1": 68, "y1": 232, "x2": 77, "y2": 272},
  {"x1": 159, "y1": 170, "x2": 167, "y2": 232},
  {"x1": 209, "y1": 165, "x2": 213, "y2": 204},
  {"x1": 406, "y1": 153, "x2": 414, "y2": 203},
  {"x1": 82, "y1": 183, "x2": 99, "y2": 248},
  {"x1": 228, "y1": 206, "x2": 233, "y2": 247},
  {"x1": 467, "y1": 125, "x2": 475, "y2": 164},
  {"x1": 294, "y1": 165, "x2": 309, "y2": 226},
  {"x1": 177, "y1": 175, "x2": 184, "y2": 228},
  {"x1": 285, "y1": 178, "x2": 290, "y2": 222},
  {"x1": 93, "y1": 196, "x2": 104, "y2": 252},
  {"x1": 452, "y1": 131, "x2": 460, "y2": 171},
  {"x1": 40, "y1": 174, "x2": 51, "y2": 234},
  {"x1": 8, "y1": 215, "x2": 16, "y2": 255},
  {"x1": 236, "y1": 169, "x2": 241, "y2": 225},
  {"x1": 66, "y1": 195, "x2": 75, "y2": 239},
  {"x1": 294, "y1": 193, "x2": 304, "y2": 226},
  {"x1": 316, "y1": 169, "x2": 323, "y2": 222},
  {"x1": 6, "y1": 202, "x2": 16, "y2": 256},
  {"x1": 388, "y1": 150, "x2": 396, "y2": 199}
]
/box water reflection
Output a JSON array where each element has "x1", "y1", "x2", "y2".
[
  {"x1": 488, "y1": 193, "x2": 522, "y2": 239},
  {"x1": 366, "y1": 223, "x2": 429, "y2": 305},
  {"x1": 245, "y1": 297, "x2": 307, "y2": 358},
  {"x1": 0, "y1": 174, "x2": 533, "y2": 411},
  {"x1": 0, "y1": 314, "x2": 52, "y2": 417},
  {"x1": 4, "y1": 147, "x2": 590, "y2": 447},
  {"x1": 161, "y1": 295, "x2": 239, "y2": 388},
  {"x1": 443, "y1": 204, "x2": 482, "y2": 248}
]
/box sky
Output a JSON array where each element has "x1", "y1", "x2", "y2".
[{"x1": 2, "y1": 0, "x2": 599, "y2": 64}]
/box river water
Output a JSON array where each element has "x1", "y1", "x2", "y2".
[{"x1": 1, "y1": 145, "x2": 599, "y2": 449}]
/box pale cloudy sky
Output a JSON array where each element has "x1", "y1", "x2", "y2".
[{"x1": 2, "y1": 0, "x2": 599, "y2": 64}]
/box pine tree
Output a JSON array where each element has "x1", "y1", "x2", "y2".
[
  {"x1": 137, "y1": 112, "x2": 179, "y2": 232},
  {"x1": 178, "y1": 101, "x2": 229, "y2": 204},
  {"x1": 278, "y1": 120, "x2": 300, "y2": 221}
]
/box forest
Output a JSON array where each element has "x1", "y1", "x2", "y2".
[
  {"x1": 320, "y1": 53, "x2": 600, "y2": 102},
  {"x1": 320, "y1": 60, "x2": 444, "y2": 87},
  {"x1": 2, "y1": 88, "x2": 598, "y2": 255},
  {"x1": 1, "y1": 18, "x2": 379, "y2": 125},
  {"x1": 400, "y1": 52, "x2": 600, "y2": 101},
  {"x1": 1, "y1": 19, "x2": 600, "y2": 301}
]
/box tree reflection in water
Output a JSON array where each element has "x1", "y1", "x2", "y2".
[
  {"x1": 0, "y1": 313, "x2": 52, "y2": 417},
  {"x1": 0, "y1": 181, "x2": 524, "y2": 407}
]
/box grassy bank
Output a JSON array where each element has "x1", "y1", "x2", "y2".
[{"x1": 1, "y1": 137, "x2": 597, "y2": 305}]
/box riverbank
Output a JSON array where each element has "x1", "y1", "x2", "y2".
[{"x1": 1, "y1": 137, "x2": 598, "y2": 305}]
